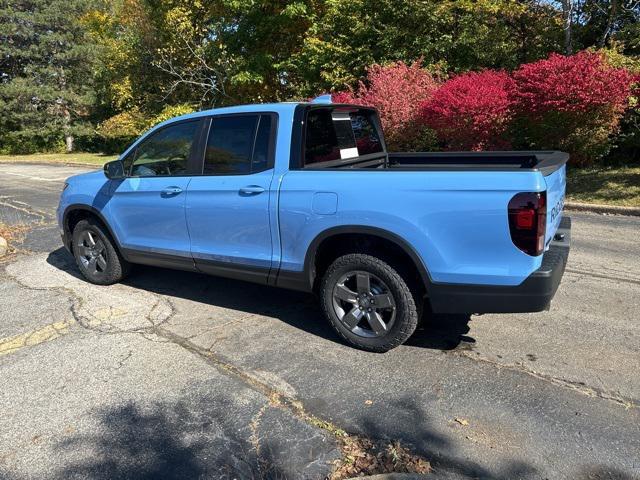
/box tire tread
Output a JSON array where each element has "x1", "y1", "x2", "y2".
[{"x1": 320, "y1": 253, "x2": 418, "y2": 352}]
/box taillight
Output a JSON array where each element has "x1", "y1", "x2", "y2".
[{"x1": 508, "y1": 192, "x2": 546, "y2": 256}]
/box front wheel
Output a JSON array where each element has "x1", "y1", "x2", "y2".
[
  {"x1": 320, "y1": 254, "x2": 419, "y2": 352},
  {"x1": 72, "y1": 218, "x2": 130, "y2": 285}
]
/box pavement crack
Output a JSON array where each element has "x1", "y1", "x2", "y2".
[
  {"x1": 138, "y1": 326, "x2": 431, "y2": 479},
  {"x1": 565, "y1": 267, "x2": 640, "y2": 286},
  {"x1": 115, "y1": 350, "x2": 133, "y2": 370},
  {"x1": 248, "y1": 404, "x2": 269, "y2": 477},
  {"x1": 456, "y1": 350, "x2": 637, "y2": 409}
]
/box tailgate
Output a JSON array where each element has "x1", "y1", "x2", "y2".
[{"x1": 543, "y1": 163, "x2": 566, "y2": 246}]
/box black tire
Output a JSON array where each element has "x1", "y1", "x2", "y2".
[
  {"x1": 320, "y1": 254, "x2": 419, "y2": 352},
  {"x1": 71, "y1": 218, "x2": 130, "y2": 285}
]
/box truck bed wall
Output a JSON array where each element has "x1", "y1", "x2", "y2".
[{"x1": 278, "y1": 169, "x2": 547, "y2": 287}]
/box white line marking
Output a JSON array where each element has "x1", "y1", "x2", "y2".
[{"x1": 0, "y1": 172, "x2": 69, "y2": 182}]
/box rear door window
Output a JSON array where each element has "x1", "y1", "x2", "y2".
[
  {"x1": 203, "y1": 114, "x2": 274, "y2": 175},
  {"x1": 304, "y1": 108, "x2": 384, "y2": 166},
  {"x1": 252, "y1": 115, "x2": 273, "y2": 172},
  {"x1": 204, "y1": 116, "x2": 257, "y2": 175}
]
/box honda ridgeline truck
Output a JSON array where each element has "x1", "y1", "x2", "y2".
[{"x1": 58, "y1": 97, "x2": 571, "y2": 352}]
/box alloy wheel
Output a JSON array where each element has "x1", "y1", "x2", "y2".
[
  {"x1": 331, "y1": 270, "x2": 396, "y2": 338},
  {"x1": 76, "y1": 230, "x2": 108, "y2": 275}
]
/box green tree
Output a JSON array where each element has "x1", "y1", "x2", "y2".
[
  {"x1": 88, "y1": 0, "x2": 231, "y2": 117},
  {"x1": 0, "y1": 0, "x2": 99, "y2": 153},
  {"x1": 286, "y1": 0, "x2": 562, "y2": 97},
  {"x1": 215, "y1": 0, "x2": 315, "y2": 102},
  {"x1": 84, "y1": 0, "x2": 171, "y2": 120},
  {"x1": 576, "y1": 0, "x2": 640, "y2": 53}
]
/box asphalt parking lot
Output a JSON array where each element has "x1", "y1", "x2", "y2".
[{"x1": 1, "y1": 163, "x2": 638, "y2": 480}]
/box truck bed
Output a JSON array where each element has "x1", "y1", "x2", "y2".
[{"x1": 387, "y1": 151, "x2": 569, "y2": 176}]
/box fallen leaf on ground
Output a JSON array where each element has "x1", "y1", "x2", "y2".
[{"x1": 454, "y1": 417, "x2": 469, "y2": 426}]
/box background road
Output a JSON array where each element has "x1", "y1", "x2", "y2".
[{"x1": 1, "y1": 163, "x2": 638, "y2": 479}]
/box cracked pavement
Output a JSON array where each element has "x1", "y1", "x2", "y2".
[{"x1": 1, "y1": 163, "x2": 639, "y2": 479}]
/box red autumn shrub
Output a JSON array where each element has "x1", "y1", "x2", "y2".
[
  {"x1": 330, "y1": 51, "x2": 635, "y2": 163},
  {"x1": 332, "y1": 61, "x2": 439, "y2": 151},
  {"x1": 510, "y1": 51, "x2": 636, "y2": 164},
  {"x1": 512, "y1": 51, "x2": 633, "y2": 116},
  {"x1": 330, "y1": 91, "x2": 356, "y2": 104},
  {"x1": 419, "y1": 70, "x2": 516, "y2": 151}
]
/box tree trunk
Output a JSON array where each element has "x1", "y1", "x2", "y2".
[
  {"x1": 598, "y1": 0, "x2": 619, "y2": 48},
  {"x1": 65, "y1": 135, "x2": 74, "y2": 153},
  {"x1": 62, "y1": 101, "x2": 73, "y2": 153},
  {"x1": 561, "y1": 0, "x2": 573, "y2": 55}
]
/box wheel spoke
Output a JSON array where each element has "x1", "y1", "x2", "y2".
[
  {"x1": 335, "y1": 284, "x2": 358, "y2": 303},
  {"x1": 87, "y1": 257, "x2": 98, "y2": 274},
  {"x1": 356, "y1": 273, "x2": 371, "y2": 294},
  {"x1": 96, "y1": 255, "x2": 107, "y2": 271},
  {"x1": 85, "y1": 231, "x2": 96, "y2": 247},
  {"x1": 331, "y1": 269, "x2": 398, "y2": 339},
  {"x1": 366, "y1": 311, "x2": 387, "y2": 335},
  {"x1": 372, "y1": 293, "x2": 394, "y2": 309},
  {"x1": 342, "y1": 307, "x2": 364, "y2": 330},
  {"x1": 77, "y1": 245, "x2": 91, "y2": 257}
]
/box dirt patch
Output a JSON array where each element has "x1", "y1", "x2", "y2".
[
  {"x1": 0, "y1": 223, "x2": 30, "y2": 255},
  {"x1": 330, "y1": 436, "x2": 431, "y2": 479},
  {"x1": 267, "y1": 393, "x2": 431, "y2": 479}
]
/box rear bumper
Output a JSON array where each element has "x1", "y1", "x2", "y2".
[{"x1": 429, "y1": 216, "x2": 571, "y2": 314}]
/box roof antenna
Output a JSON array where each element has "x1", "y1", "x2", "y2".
[{"x1": 311, "y1": 94, "x2": 332, "y2": 104}]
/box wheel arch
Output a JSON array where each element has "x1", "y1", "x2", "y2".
[
  {"x1": 302, "y1": 225, "x2": 433, "y2": 295},
  {"x1": 63, "y1": 204, "x2": 126, "y2": 258}
]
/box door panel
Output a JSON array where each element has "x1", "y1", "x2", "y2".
[
  {"x1": 185, "y1": 113, "x2": 276, "y2": 280},
  {"x1": 107, "y1": 119, "x2": 202, "y2": 261},
  {"x1": 109, "y1": 176, "x2": 193, "y2": 258},
  {"x1": 186, "y1": 170, "x2": 273, "y2": 270}
]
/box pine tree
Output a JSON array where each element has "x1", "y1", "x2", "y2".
[{"x1": 0, "y1": 0, "x2": 97, "y2": 153}]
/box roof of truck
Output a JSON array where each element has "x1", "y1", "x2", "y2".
[
  {"x1": 159, "y1": 102, "x2": 301, "y2": 127},
  {"x1": 152, "y1": 95, "x2": 339, "y2": 130},
  {"x1": 119, "y1": 98, "x2": 371, "y2": 160}
]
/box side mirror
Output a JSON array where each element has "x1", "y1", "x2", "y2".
[{"x1": 104, "y1": 160, "x2": 125, "y2": 180}]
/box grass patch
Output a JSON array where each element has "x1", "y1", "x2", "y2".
[
  {"x1": 566, "y1": 165, "x2": 640, "y2": 207},
  {"x1": 0, "y1": 152, "x2": 117, "y2": 167}
]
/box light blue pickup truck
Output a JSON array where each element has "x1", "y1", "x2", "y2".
[{"x1": 58, "y1": 97, "x2": 570, "y2": 351}]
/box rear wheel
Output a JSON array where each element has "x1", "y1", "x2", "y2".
[
  {"x1": 320, "y1": 254, "x2": 419, "y2": 352},
  {"x1": 72, "y1": 218, "x2": 129, "y2": 285}
]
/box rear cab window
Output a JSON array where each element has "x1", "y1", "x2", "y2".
[{"x1": 304, "y1": 107, "x2": 385, "y2": 168}]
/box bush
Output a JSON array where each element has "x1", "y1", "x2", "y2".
[
  {"x1": 332, "y1": 61, "x2": 439, "y2": 151},
  {"x1": 147, "y1": 103, "x2": 197, "y2": 129},
  {"x1": 419, "y1": 70, "x2": 516, "y2": 151},
  {"x1": 0, "y1": 130, "x2": 61, "y2": 155},
  {"x1": 96, "y1": 109, "x2": 148, "y2": 154},
  {"x1": 611, "y1": 88, "x2": 640, "y2": 163},
  {"x1": 95, "y1": 104, "x2": 197, "y2": 154},
  {"x1": 510, "y1": 51, "x2": 636, "y2": 165},
  {"x1": 599, "y1": 49, "x2": 640, "y2": 163}
]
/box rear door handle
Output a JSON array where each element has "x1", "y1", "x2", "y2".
[
  {"x1": 161, "y1": 186, "x2": 183, "y2": 196},
  {"x1": 239, "y1": 185, "x2": 265, "y2": 195}
]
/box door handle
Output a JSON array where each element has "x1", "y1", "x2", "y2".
[
  {"x1": 239, "y1": 185, "x2": 265, "y2": 195},
  {"x1": 161, "y1": 186, "x2": 183, "y2": 196}
]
